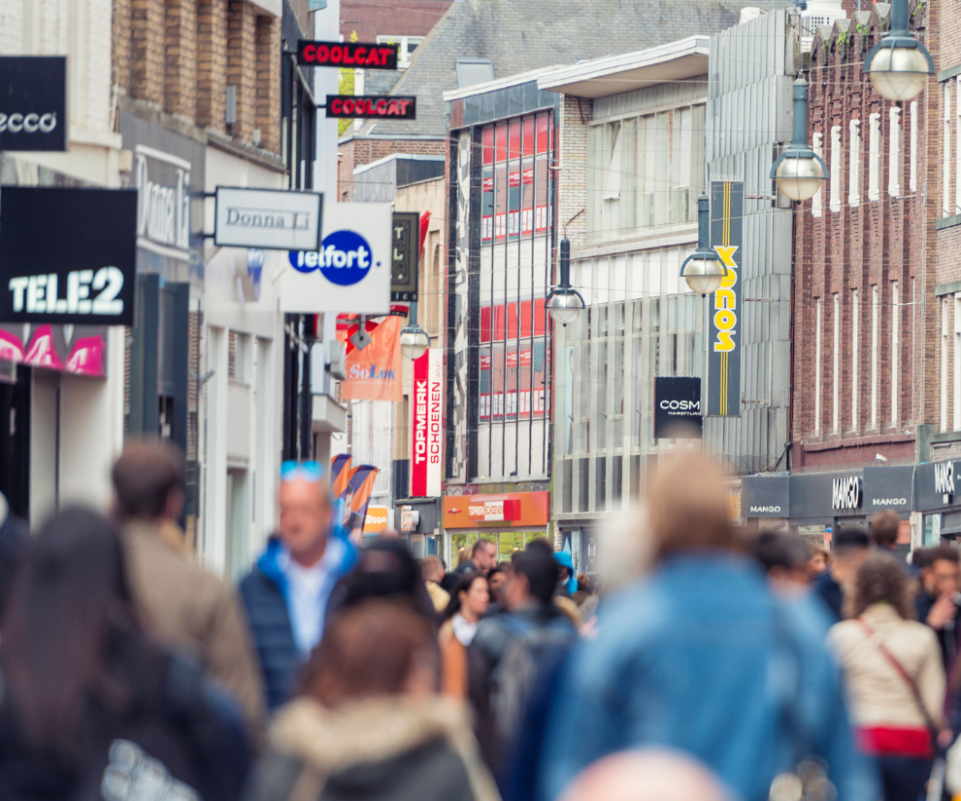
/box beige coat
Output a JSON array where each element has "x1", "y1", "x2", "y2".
[
  {"x1": 828, "y1": 603, "x2": 945, "y2": 730},
  {"x1": 122, "y1": 520, "x2": 266, "y2": 740}
]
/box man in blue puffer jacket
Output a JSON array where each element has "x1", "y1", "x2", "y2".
[{"x1": 239, "y1": 462, "x2": 357, "y2": 711}]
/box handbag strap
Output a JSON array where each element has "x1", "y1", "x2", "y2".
[{"x1": 857, "y1": 618, "x2": 939, "y2": 739}]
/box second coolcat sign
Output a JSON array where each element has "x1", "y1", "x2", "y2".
[{"x1": 325, "y1": 95, "x2": 416, "y2": 120}]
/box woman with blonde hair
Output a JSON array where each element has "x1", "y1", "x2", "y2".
[{"x1": 828, "y1": 551, "x2": 945, "y2": 801}]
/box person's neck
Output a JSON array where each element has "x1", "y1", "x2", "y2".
[
  {"x1": 459, "y1": 608, "x2": 480, "y2": 624},
  {"x1": 290, "y1": 537, "x2": 328, "y2": 569}
]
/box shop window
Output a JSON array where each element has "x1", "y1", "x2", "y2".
[
  {"x1": 376, "y1": 35, "x2": 424, "y2": 68},
  {"x1": 455, "y1": 58, "x2": 494, "y2": 89},
  {"x1": 595, "y1": 457, "x2": 606, "y2": 512}
]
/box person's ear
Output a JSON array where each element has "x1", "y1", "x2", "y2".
[{"x1": 165, "y1": 488, "x2": 184, "y2": 521}]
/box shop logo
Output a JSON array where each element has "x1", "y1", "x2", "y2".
[
  {"x1": 288, "y1": 230, "x2": 379, "y2": 286},
  {"x1": 0, "y1": 112, "x2": 57, "y2": 134},
  {"x1": 7, "y1": 267, "x2": 124, "y2": 316},
  {"x1": 935, "y1": 462, "x2": 955, "y2": 496},
  {"x1": 135, "y1": 151, "x2": 190, "y2": 252},
  {"x1": 750, "y1": 505, "x2": 781, "y2": 514},
  {"x1": 832, "y1": 476, "x2": 862, "y2": 511},
  {"x1": 871, "y1": 498, "x2": 907, "y2": 507},
  {"x1": 349, "y1": 363, "x2": 394, "y2": 380},
  {"x1": 659, "y1": 399, "x2": 700, "y2": 412}
]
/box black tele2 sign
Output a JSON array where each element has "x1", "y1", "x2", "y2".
[
  {"x1": 0, "y1": 187, "x2": 137, "y2": 326},
  {"x1": 325, "y1": 95, "x2": 416, "y2": 120},
  {"x1": 298, "y1": 40, "x2": 399, "y2": 70},
  {"x1": 0, "y1": 56, "x2": 67, "y2": 152}
]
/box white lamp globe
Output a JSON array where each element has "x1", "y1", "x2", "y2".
[
  {"x1": 683, "y1": 256, "x2": 726, "y2": 296},
  {"x1": 400, "y1": 325, "x2": 430, "y2": 360},
  {"x1": 869, "y1": 45, "x2": 929, "y2": 101},
  {"x1": 546, "y1": 291, "x2": 584, "y2": 326},
  {"x1": 775, "y1": 155, "x2": 825, "y2": 201}
]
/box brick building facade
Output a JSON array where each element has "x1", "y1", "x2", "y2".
[
  {"x1": 792, "y1": 2, "x2": 938, "y2": 470},
  {"x1": 112, "y1": 0, "x2": 281, "y2": 153},
  {"x1": 338, "y1": 135, "x2": 446, "y2": 201}
]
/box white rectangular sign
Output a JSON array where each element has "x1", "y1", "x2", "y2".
[
  {"x1": 214, "y1": 187, "x2": 322, "y2": 251},
  {"x1": 279, "y1": 202, "x2": 392, "y2": 314}
]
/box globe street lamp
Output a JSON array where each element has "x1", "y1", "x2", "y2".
[
  {"x1": 680, "y1": 192, "x2": 727, "y2": 296},
  {"x1": 400, "y1": 302, "x2": 430, "y2": 360},
  {"x1": 545, "y1": 237, "x2": 586, "y2": 326},
  {"x1": 770, "y1": 77, "x2": 828, "y2": 202},
  {"x1": 863, "y1": 0, "x2": 934, "y2": 102}
]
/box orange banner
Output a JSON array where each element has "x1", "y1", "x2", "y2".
[{"x1": 342, "y1": 316, "x2": 402, "y2": 402}]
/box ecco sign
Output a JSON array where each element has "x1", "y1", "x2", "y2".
[
  {"x1": 214, "y1": 187, "x2": 322, "y2": 251},
  {"x1": 0, "y1": 57, "x2": 66, "y2": 152},
  {"x1": 653, "y1": 376, "x2": 702, "y2": 439},
  {"x1": 0, "y1": 187, "x2": 136, "y2": 326},
  {"x1": 832, "y1": 476, "x2": 862, "y2": 511},
  {"x1": 298, "y1": 40, "x2": 399, "y2": 70},
  {"x1": 280, "y1": 202, "x2": 391, "y2": 314}
]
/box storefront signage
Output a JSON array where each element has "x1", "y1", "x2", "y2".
[
  {"x1": 135, "y1": 146, "x2": 191, "y2": 258},
  {"x1": 341, "y1": 316, "x2": 402, "y2": 402},
  {"x1": 298, "y1": 40, "x2": 399, "y2": 70},
  {"x1": 468, "y1": 498, "x2": 520, "y2": 522},
  {"x1": 916, "y1": 460, "x2": 961, "y2": 511},
  {"x1": 400, "y1": 506, "x2": 420, "y2": 532},
  {"x1": 214, "y1": 187, "x2": 322, "y2": 251},
  {"x1": 741, "y1": 475, "x2": 789, "y2": 518},
  {"x1": 936, "y1": 461, "x2": 955, "y2": 496},
  {"x1": 0, "y1": 57, "x2": 66, "y2": 152},
  {"x1": 0, "y1": 187, "x2": 136, "y2": 326},
  {"x1": 281, "y1": 202, "x2": 391, "y2": 314},
  {"x1": 862, "y1": 465, "x2": 914, "y2": 513},
  {"x1": 391, "y1": 212, "x2": 419, "y2": 302},
  {"x1": 653, "y1": 376, "x2": 702, "y2": 439},
  {"x1": 707, "y1": 181, "x2": 743, "y2": 417},
  {"x1": 325, "y1": 95, "x2": 416, "y2": 120},
  {"x1": 363, "y1": 506, "x2": 390, "y2": 533},
  {"x1": 411, "y1": 348, "x2": 442, "y2": 497},
  {"x1": 832, "y1": 476, "x2": 862, "y2": 511},
  {"x1": 443, "y1": 491, "x2": 549, "y2": 529}
]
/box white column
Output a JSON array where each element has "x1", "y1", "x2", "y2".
[
  {"x1": 891, "y1": 282, "x2": 899, "y2": 425},
  {"x1": 849, "y1": 119, "x2": 860, "y2": 207},
  {"x1": 202, "y1": 325, "x2": 230, "y2": 577},
  {"x1": 815, "y1": 299, "x2": 822, "y2": 436}
]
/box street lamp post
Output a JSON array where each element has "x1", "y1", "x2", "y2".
[
  {"x1": 770, "y1": 77, "x2": 828, "y2": 202},
  {"x1": 680, "y1": 192, "x2": 727, "y2": 296},
  {"x1": 863, "y1": 0, "x2": 934, "y2": 102},
  {"x1": 545, "y1": 237, "x2": 586, "y2": 326},
  {"x1": 400, "y1": 302, "x2": 430, "y2": 360}
]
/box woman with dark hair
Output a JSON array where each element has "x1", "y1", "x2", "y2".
[
  {"x1": 0, "y1": 507, "x2": 247, "y2": 801},
  {"x1": 439, "y1": 572, "x2": 490, "y2": 698},
  {"x1": 828, "y1": 551, "x2": 945, "y2": 801},
  {"x1": 243, "y1": 600, "x2": 498, "y2": 801}
]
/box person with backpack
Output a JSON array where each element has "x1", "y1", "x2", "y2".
[
  {"x1": 468, "y1": 545, "x2": 577, "y2": 777},
  {"x1": 0, "y1": 507, "x2": 247, "y2": 801}
]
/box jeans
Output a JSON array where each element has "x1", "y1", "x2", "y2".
[{"x1": 876, "y1": 755, "x2": 933, "y2": 801}]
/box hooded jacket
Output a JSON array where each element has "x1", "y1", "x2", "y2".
[
  {"x1": 242, "y1": 696, "x2": 500, "y2": 801},
  {"x1": 239, "y1": 533, "x2": 357, "y2": 711}
]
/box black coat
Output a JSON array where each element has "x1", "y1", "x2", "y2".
[
  {"x1": 0, "y1": 648, "x2": 248, "y2": 801},
  {"x1": 915, "y1": 591, "x2": 961, "y2": 671}
]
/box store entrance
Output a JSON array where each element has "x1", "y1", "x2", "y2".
[{"x1": 0, "y1": 367, "x2": 31, "y2": 519}]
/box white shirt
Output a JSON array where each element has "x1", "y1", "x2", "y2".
[
  {"x1": 278, "y1": 537, "x2": 346, "y2": 655},
  {"x1": 452, "y1": 612, "x2": 479, "y2": 646}
]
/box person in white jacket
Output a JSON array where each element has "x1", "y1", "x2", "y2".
[{"x1": 828, "y1": 550, "x2": 946, "y2": 801}]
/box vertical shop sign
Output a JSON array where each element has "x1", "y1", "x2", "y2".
[
  {"x1": 707, "y1": 181, "x2": 743, "y2": 417},
  {"x1": 411, "y1": 348, "x2": 442, "y2": 497}
]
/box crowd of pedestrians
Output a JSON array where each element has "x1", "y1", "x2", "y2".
[{"x1": 4, "y1": 442, "x2": 961, "y2": 801}]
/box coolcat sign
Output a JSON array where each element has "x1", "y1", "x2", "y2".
[
  {"x1": 325, "y1": 95, "x2": 416, "y2": 121},
  {"x1": 411, "y1": 348, "x2": 442, "y2": 497},
  {"x1": 281, "y1": 202, "x2": 391, "y2": 314},
  {"x1": 298, "y1": 40, "x2": 399, "y2": 70}
]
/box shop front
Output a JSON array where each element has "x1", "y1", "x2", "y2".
[
  {"x1": 442, "y1": 491, "x2": 550, "y2": 565},
  {"x1": 397, "y1": 497, "x2": 442, "y2": 558},
  {"x1": 915, "y1": 460, "x2": 961, "y2": 544}
]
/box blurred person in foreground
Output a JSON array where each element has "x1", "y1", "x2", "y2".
[
  {"x1": 242, "y1": 600, "x2": 499, "y2": 801},
  {"x1": 112, "y1": 440, "x2": 264, "y2": 738},
  {"x1": 871, "y1": 510, "x2": 903, "y2": 556},
  {"x1": 423, "y1": 555, "x2": 451, "y2": 613},
  {"x1": 467, "y1": 540, "x2": 577, "y2": 775},
  {"x1": 440, "y1": 572, "x2": 490, "y2": 698},
  {"x1": 239, "y1": 461, "x2": 357, "y2": 712},
  {"x1": 914, "y1": 545, "x2": 961, "y2": 672},
  {"x1": 558, "y1": 749, "x2": 731, "y2": 801},
  {"x1": 753, "y1": 530, "x2": 812, "y2": 595},
  {"x1": 828, "y1": 551, "x2": 945, "y2": 801},
  {"x1": 536, "y1": 454, "x2": 876, "y2": 801},
  {"x1": 813, "y1": 526, "x2": 871, "y2": 622},
  {"x1": 0, "y1": 508, "x2": 246, "y2": 801},
  {"x1": 487, "y1": 564, "x2": 507, "y2": 610},
  {"x1": 0, "y1": 489, "x2": 27, "y2": 632}
]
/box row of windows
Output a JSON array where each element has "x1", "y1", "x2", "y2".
[{"x1": 812, "y1": 102, "x2": 919, "y2": 217}]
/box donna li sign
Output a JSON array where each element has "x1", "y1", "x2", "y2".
[
  {"x1": 214, "y1": 187, "x2": 322, "y2": 251},
  {"x1": 653, "y1": 376, "x2": 702, "y2": 439},
  {"x1": 0, "y1": 187, "x2": 136, "y2": 326}
]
